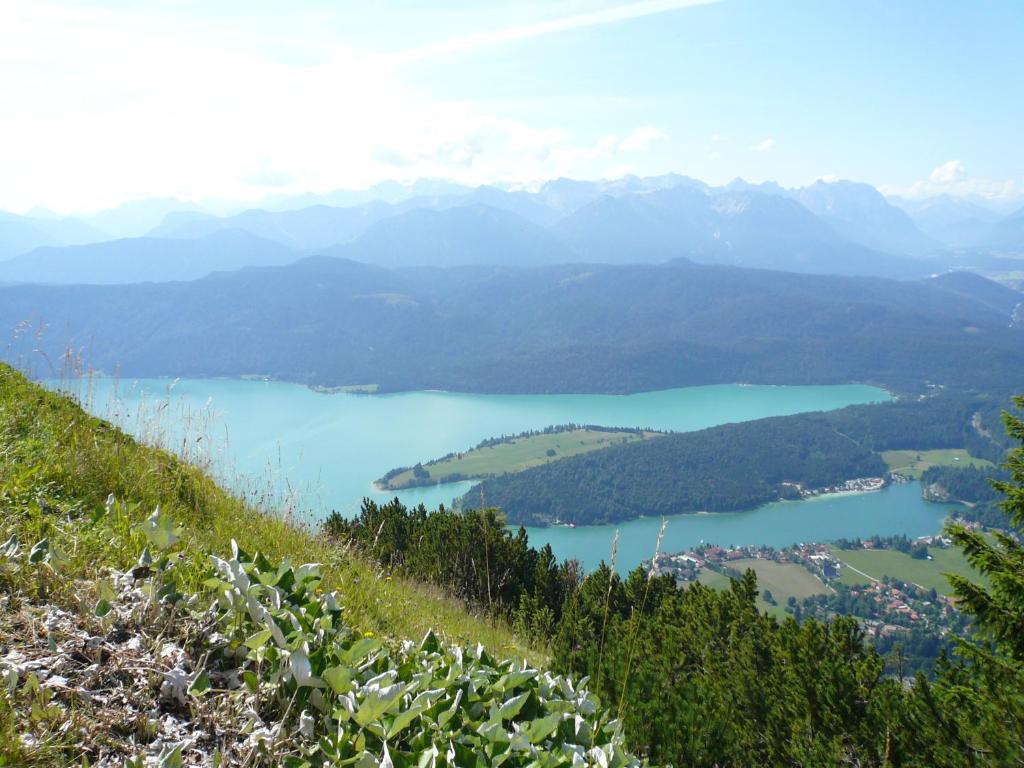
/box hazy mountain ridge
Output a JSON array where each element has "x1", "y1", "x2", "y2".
[
  {"x1": 795, "y1": 180, "x2": 938, "y2": 255},
  {"x1": 990, "y1": 205, "x2": 1024, "y2": 250},
  {"x1": 554, "y1": 187, "x2": 927, "y2": 276},
  {"x1": 326, "y1": 205, "x2": 575, "y2": 268},
  {"x1": 890, "y1": 194, "x2": 1004, "y2": 248},
  {"x1": 3, "y1": 174, "x2": 1023, "y2": 282},
  {"x1": 2, "y1": 257, "x2": 1020, "y2": 394},
  {"x1": 0, "y1": 211, "x2": 108, "y2": 260},
  {"x1": 0, "y1": 229, "x2": 297, "y2": 285}
]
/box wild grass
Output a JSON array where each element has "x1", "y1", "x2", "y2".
[
  {"x1": 0, "y1": 364, "x2": 535, "y2": 659},
  {"x1": 616, "y1": 517, "x2": 666, "y2": 721}
]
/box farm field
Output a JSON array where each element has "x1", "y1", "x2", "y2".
[
  {"x1": 830, "y1": 545, "x2": 988, "y2": 595},
  {"x1": 698, "y1": 559, "x2": 828, "y2": 618},
  {"x1": 378, "y1": 427, "x2": 661, "y2": 489},
  {"x1": 697, "y1": 569, "x2": 734, "y2": 591},
  {"x1": 881, "y1": 448, "x2": 992, "y2": 479}
]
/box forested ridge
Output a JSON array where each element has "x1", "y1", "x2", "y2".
[
  {"x1": 2, "y1": 258, "x2": 1021, "y2": 394},
  {"x1": 466, "y1": 391, "x2": 1012, "y2": 525}
]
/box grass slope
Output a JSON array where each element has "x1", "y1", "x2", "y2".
[
  {"x1": 830, "y1": 545, "x2": 987, "y2": 596},
  {"x1": 0, "y1": 365, "x2": 531, "y2": 659},
  {"x1": 881, "y1": 448, "x2": 993, "y2": 479},
  {"x1": 379, "y1": 428, "x2": 660, "y2": 490}
]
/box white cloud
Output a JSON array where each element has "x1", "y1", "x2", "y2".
[
  {"x1": 707, "y1": 151, "x2": 721, "y2": 161},
  {"x1": 749, "y1": 138, "x2": 776, "y2": 153},
  {"x1": 928, "y1": 159, "x2": 967, "y2": 184},
  {"x1": 619, "y1": 126, "x2": 666, "y2": 152},
  {"x1": 888, "y1": 160, "x2": 1022, "y2": 201}
]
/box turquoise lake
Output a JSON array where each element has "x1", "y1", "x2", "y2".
[{"x1": 60, "y1": 377, "x2": 954, "y2": 572}]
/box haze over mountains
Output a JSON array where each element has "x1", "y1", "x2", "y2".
[
  {"x1": 0, "y1": 230, "x2": 294, "y2": 285},
  {"x1": 1, "y1": 173, "x2": 1022, "y2": 287}
]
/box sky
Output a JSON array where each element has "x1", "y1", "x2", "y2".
[{"x1": 1, "y1": 0, "x2": 1022, "y2": 214}]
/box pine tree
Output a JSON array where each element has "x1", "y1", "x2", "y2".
[{"x1": 912, "y1": 395, "x2": 1024, "y2": 765}]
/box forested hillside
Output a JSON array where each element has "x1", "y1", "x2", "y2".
[
  {"x1": 3, "y1": 257, "x2": 1021, "y2": 394},
  {"x1": 467, "y1": 392, "x2": 1012, "y2": 525}
]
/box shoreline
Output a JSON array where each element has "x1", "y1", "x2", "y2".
[{"x1": 49, "y1": 372, "x2": 894, "y2": 402}]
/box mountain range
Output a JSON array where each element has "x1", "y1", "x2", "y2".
[
  {"x1": 890, "y1": 195, "x2": 1004, "y2": 249},
  {"x1": 1, "y1": 174, "x2": 1022, "y2": 288},
  {"x1": 0, "y1": 211, "x2": 106, "y2": 260},
  {"x1": 796, "y1": 180, "x2": 937, "y2": 255}
]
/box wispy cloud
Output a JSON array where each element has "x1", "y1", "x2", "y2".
[
  {"x1": 391, "y1": 0, "x2": 719, "y2": 63},
  {"x1": 620, "y1": 126, "x2": 667, "y2": 152},
  {"x1": 750, "y1": 138, "x2": 776, "y2": 153}
]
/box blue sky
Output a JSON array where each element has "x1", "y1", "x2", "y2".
[{"x1": 1, "y1": 0, "x2": 1021, "y2": 212}]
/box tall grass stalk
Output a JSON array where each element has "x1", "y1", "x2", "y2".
[
  {"x1": 594, "y1": 530, "x2": 619, "y2": 693},
  {"x1": 617, "y1": 516, "x2": 667, "y2": 721}
]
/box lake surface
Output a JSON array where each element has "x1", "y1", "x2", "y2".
[
  {"x1": 53, "y1": 376, "x2": 952, "y2": 572},
  {"x1": 525, "y1": 482, "x2": 955, "y2": 574}
]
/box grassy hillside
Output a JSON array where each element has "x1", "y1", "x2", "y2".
[
  {"x1": 0, "y1": 365, "x2": 651, "y2": 766},
  {"x1": 0, "y1": 364, "x2": 526, "y2": 655},
  {"x1": 378, "y1": 427, "x2": 661, "y2": 490}
]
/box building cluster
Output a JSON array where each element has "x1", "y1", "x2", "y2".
[
  {"x1": 852, "y1": 582, "x2": 923, "y2": 624},
  {"x1": 650, "y1": 541, "x2": 841, "y2": 583},
  {"x1": 650, "y1": 535, "x2": 970, "y2": 644},
  {"x1": 841, "y1": 579, "x2": 960, "y2": 635},
  {"x1": 794, "y1": 476, "x2": 887, "y2": 498}
]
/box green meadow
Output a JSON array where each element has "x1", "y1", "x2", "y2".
[
  {"x1": 831, "y1": 544, "x2": 988, "y2": 595},
  {"x1": 881, "y1": 448, "x2": 993, "y2": 479},
  {"x1": 378, "y1": 427, "x2": 661, "y2": 489}
]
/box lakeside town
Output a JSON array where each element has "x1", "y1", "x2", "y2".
[
  {"x1": 784, "y1": 475, "x2": 888, "y2": 498},
  {"x1": 647, "y1": 525, "x2": 981, "y2": 639}
]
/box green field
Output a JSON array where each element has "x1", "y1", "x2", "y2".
[
  {"x1": 311, "y1": 383, "x2": 379, "y2": 394},
  {"x1": 378, "y1": 428, "x2": 661, "y2": 489},
  {"x1": 697, "y1": 569, "x2": 734, "y2": 591},
  {"x1": 831, "y1": 545, "x2": 987, "y2": 596},
  {"x1": 881, "y1": 448, "x2": 993, "y2": 479},
  {"x1": 698, "y1": 559, "x2": 828, "y2": 618}
]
